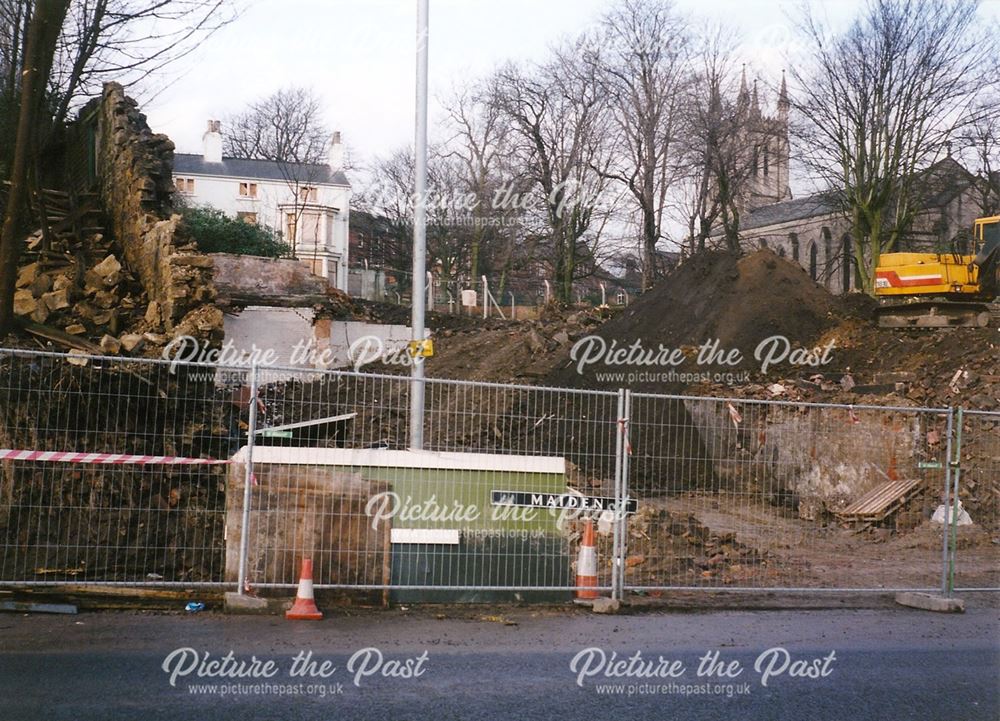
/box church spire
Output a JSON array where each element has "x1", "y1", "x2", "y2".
[
  {"x1": 737, "y1": 64, "x2": 749, "y2": 108},
  {"x1": 751, "y1": 78, "x2": 760, "y2": 117},
  {"x1": 778, "y1": 69, "x2": 789, "y2": 121}
]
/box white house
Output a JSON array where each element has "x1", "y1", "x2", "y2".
[{"x1": 173, "y1": 121, "x2": 351, "y2": 291}]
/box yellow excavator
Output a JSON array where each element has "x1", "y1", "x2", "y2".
[{"x1": 874, "y1": 215, "x2": 999, "y2": 327}]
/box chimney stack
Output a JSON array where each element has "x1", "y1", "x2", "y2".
[
  {"x1": 328, "y1": 131, "x2": 343, "y2": 171},
  {"x1": 203, "y1": 119, "x2": 222, "y2": 163}
]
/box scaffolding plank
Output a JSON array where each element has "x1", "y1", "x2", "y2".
[{"x1": 836, "y1": 479, "x2": 922, "y2": 520}]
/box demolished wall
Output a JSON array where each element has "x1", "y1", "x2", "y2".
[
  {"x1": 91, "y1": 82, "x2": 221, "y2": 341},
  {"x1": 684, "y1": 399, "x2": 938, "y2": 519}
]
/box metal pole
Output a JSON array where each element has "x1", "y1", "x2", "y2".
[
  {"x1": 618, "y1": 390, "x2": 632, "y2": 600},
  {"x1": 408, "y1": 0, "x2": 429, "y2": 450},
  {"x1": 237, "y1": 363, "x2": 260, "y2": 595},
  {"x1": 611, "y1": 389, "x2": 625, "y2": 601},
  {"x1": 948, "y1": 408, "x2": 964, "y2": 596},
  {"x1": 940, "y1": 408, "x2": 954, "y2": 595}
]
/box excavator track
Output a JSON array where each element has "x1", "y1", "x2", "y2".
[{"x1": 875, "y1": 301, "x2": 993, "y2": 328}]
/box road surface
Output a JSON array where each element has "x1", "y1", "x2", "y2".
[{"x1": 0, "y1": 602, "x2": 997, "y2": 720}]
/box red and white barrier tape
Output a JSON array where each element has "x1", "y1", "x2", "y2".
[
  {"x1": 0, "y1": 449, "x2": 229, "y2": 465},
  {"x1": 617, "y1": 418, "x2": 632, "y2": 455}
]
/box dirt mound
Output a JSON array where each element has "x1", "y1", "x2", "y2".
[{"x1": 546, "y1": 249, "x2": 841, "y2": 391}]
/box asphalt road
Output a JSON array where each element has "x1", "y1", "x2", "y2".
[{"x1": 0, "y1": 603, "x2": 997, "y2": 721}]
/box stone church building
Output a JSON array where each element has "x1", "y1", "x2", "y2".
[{"x1": 711, "y1": 74, "x2": 985, "y2": 294}]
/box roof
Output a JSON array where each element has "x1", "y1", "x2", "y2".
[
  {"x1": 741, "y1": 158, "x2": 977, "y2": 233},
  {"x1": 742, "y1": 193, "x2": 839, "y2": 231},
  {"x1": 173, "y1": 153, "x2": 350, "y2": 187}
]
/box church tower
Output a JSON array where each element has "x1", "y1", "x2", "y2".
[{"x1": 742, "y1": 70, "x2": 792, "y2": 210}]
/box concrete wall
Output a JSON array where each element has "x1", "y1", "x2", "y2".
[
  {"x1": 211, "y1": 254, "x2": 328, "y2": 305},
  {"x1": 221, "y1": 308, "x2": 414, "y2": 379}
]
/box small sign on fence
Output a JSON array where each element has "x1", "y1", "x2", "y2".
[{"x1": 491, "y1": 490, "x2": 637, "y2": 515}]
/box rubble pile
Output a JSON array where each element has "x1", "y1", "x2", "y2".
[
  {"x1": 621, "y1": 505, "x2": 774, "y2": 587},
  {"x1": 11, "y1": 226, "x2": 220, "y2": 357},
  {"x1": 421, "y1": 304, "x2": 609, "y2": 383}
]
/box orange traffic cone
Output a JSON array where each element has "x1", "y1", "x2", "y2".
[
  {"x1": 575, "y1": 518, "x2": 600, "y2": 600},
  {"x1": 286, "y1": 558, "x2": 323, "y2": 620}
]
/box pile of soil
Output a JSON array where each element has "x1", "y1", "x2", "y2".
[{"x1": 546, "y1": 249, "x2": 841, "y2": 391}]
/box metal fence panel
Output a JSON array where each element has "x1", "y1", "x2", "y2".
[
  {"x1": 621, "y1": 392, "x2": 953, "y2": 592},
  {"x1": 230, "y1": 366, "x2": 622, "y2": 596},
  {"x1": 950, "y1": 409, "x2": 1000, "y2": 592},
  {"x1": 1, "y1": 346, "x2": 996, "y2": 598},
  {"x1": 0, "y1": 349, "x2": 245, "y2": 586}
]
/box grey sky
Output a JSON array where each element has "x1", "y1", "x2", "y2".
[{"x1": 145, "y1": 0, "x2": 999, "y2": 183}]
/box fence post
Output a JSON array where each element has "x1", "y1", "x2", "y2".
[
  {"x1": 947, "y1": 408, "x2": 965, "y2": 596},
  {"x1": 616, "y1": 390, "x2": 632, "y2": 600},
  {"x1": 611, "y1": 389, "x2": 625, "y2": 601},
  {"x1": 236, "y1": 363, "x2": 260, "y2": 595},
  {"x1": 940, "y1": 407, "x2": 955, "y2": 596}
]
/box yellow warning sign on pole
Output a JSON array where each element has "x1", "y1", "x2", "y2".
[{"x1": 408, "y1": 339, "x2": 434, "y2": 358}]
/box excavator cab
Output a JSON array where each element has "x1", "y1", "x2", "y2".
[{"x1": 874, "y1": 216, "x2": 999, "y2": 328}]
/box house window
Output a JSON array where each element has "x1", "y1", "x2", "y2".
[
  {"x1": 237, "y1": 212, "x2": 257, "y2": 224},
  {"x1": 299, "y1": 186, "x2": 318, "y2": 203},
  {"x1": 239, "y1": 182, "x2": 258, "y2": 198},
  {"x1": 300, "y1": 211, "x2": 323, "y2": 243},
  {"x1": 616, "y1": 291, "x2": 625, "y2": 305},
  {"x1": 285, "y1": 213, "x2": 297, "y2": 243},
  {"x1": 174, "y1": 177, "x2": 195, "y2": 194}
]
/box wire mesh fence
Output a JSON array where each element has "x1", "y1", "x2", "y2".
[
  {"x1": 0, "y1": 346, "x2": 996, "y2": 598},
  {"x1": 621, "y1": 393, "x2": 953, "y2": 593},
  {"x1": 0, "y1": 348, "x2": 243, "y2": 586},
  {"x1": 235, "y1": 367, "x2": 621, "y2": 599},
  {"x1": 950, "y1": 409, "x2": 1000, "y2": 592}
]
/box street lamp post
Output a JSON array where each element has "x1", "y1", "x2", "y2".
[{"x1": 409, "y1": 0, "x2": 429, "y2": 450}]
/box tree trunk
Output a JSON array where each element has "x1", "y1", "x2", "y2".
[{"x1": 0, "y1": 0, "x2": 71, "y2": 335}]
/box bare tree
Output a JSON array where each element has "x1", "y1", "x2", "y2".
[
  {"x1": 49, "y1": 0, "x2": 236, "y2": 125},
  {"x1": 677, "y1": 28, "x2": 758, "y2": 254},
  {"x1": 441, "y1": 80, "x2": 506, "y2": 284},
  {"x1": 223, "y1": 87, "x2": 333, "y2": 256},
  {"x1": 594, "y1": 0, "x2": 690, "y2": 290},
  {"x1": 493, "y1": 39, "x2": 615, "y2": 304},
  {"x1": 0, "y1": 0, "x2": 70, "y2": 334},
  {"x1": 789, "y1": 0, "x2": 998, "y2": 293},
  {"x1": 955, "y1": 94, "x2": 1000, "y2": 216},
  {"x1": 0, "y1": 0, "x2": 235, "y2": 170},
  {"x1": 358, "y1": 145, "x2": 478, "y2": 293}
]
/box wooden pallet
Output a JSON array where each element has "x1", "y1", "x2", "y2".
[{"x1": 835, "y1": 478, "x2": 923, "y2": 522}]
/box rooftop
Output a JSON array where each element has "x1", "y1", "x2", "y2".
[{"x1": 173, "y1": 153, "x2": 350, "y2": 187}]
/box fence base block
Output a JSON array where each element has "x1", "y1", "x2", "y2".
[
  {"x1": 590, "y1": 598, "x2": 621, "y2": 614},
  {"x1": 895, "y1": 592, "x2": 965, "y2": 613},
  {"x1": 224, "y1": 592, "x2": 270, "y2": 614}
]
